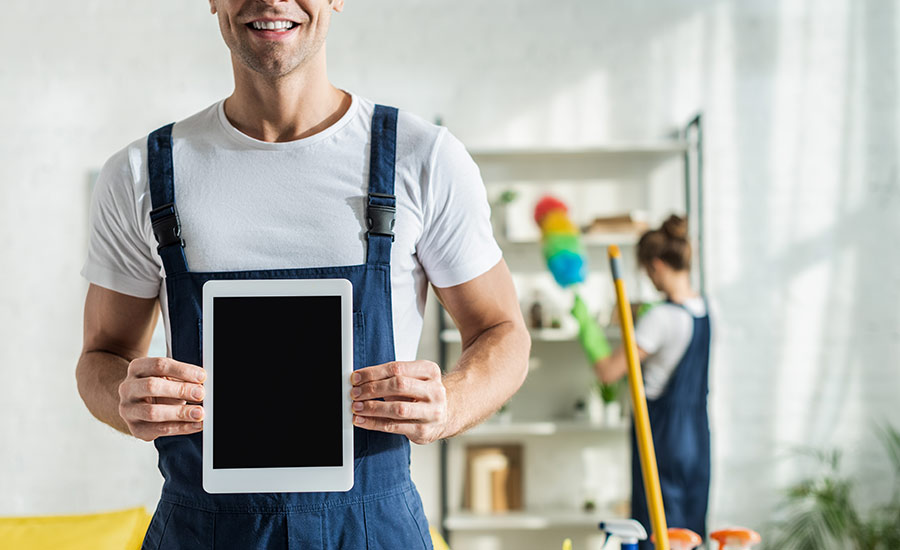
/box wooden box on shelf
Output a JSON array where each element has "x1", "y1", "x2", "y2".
[{"x1": 462, "y1": 444, "x2": 523, "y2": 514}]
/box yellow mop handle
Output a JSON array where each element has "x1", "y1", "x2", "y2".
[{"x1": 608, "y1": 245, "x2": 669, "y2": 550}]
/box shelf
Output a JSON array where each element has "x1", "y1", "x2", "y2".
[
  {"x1": 441, "y1": 328, "x2": 575, "y2": 343},
  {"x1": 440, "y1": 326, "x2": 621, "y2": 343},
  {"x1": 457, "y1": 420, "x2": 629, "y2": 438},
  {"x1": 498, "y1": 233, "x2": 640, "y2": 248},
  {"x1": 470, "y1": 142, "x2": 690, "y2": 161},
  {"x1": 470, "y1": 142, "x2": 690, "y2": 182},
  {"x1": 444, "y1": 507, "x2": 625, "y2": 531}
]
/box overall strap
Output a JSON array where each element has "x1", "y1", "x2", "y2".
[
  {"x1": 365, "y1": 105, "x2": 398, "y2": 266},
  {"x1": 147, "y1": 123, "x2": 189, "y2": 276},
  {"x1": 665, "y1": 297, "x2": 708, "y2": 319}
]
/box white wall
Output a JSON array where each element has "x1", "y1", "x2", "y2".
[
  {"x1": 1, "y1": 0, "x2": 899, "y2": 541},
  {"x1": 0, "y1": 2, "x2": 234, "y2": 514}
]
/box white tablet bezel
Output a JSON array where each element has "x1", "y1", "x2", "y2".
[{"x1": 201, "y1": 278, "x2": 354, "y2": 494}]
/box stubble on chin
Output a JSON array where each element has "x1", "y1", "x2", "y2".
[{"x1": 232, "y1": 33, "x2": 327, "y2": 80}]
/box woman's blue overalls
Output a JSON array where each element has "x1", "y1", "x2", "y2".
[
  {"x1": 630, "y1": 302, "x2": 711, "y2": 549},
  {"x1": 140, "y1": 105, "x2": 433, "y2": 549}
]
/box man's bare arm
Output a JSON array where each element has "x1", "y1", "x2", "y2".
[
  {"x1": 77, "y1": 285, "x2": 158, "y2": 433},
  {"x1": 435, "y1": 259, "x2": 530, "y2": 437},
  {"x1": 351, "y1": 259, "x2": 530, "y2": 443},
  {"x1": 76, "y1": 284, "x2": 206, "y2": 439}
]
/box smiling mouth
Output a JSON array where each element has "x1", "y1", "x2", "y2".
[{"x1": 247, "y1": 20, "x2": 298, "y2": 31}]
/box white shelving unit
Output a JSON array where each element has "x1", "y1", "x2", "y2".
[
  {"x1": 438, "y1": 118, "x2": 703, "y2": 550},
  {"x1": 439, "y1": 326, "x2": 622, "y2": 344},
  {"x1": 444, "y1": 508, "x2": 622, "y2": 531},
  {"x1": 469, "y1": 144, "x2": 691, "y2": 183},
  {"x1": 499, "y1": 233, "x2": 640, "y2": 248},
  {"x1": 454, "y1": 421, "x2": 628, "y2": 438}
]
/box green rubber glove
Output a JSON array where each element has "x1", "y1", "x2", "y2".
[
  {"x1": 571, "y1": 294, "x2": 611, "y2": 363},
  {"x1": 636, "y1": 302, "x2": 656, "y2": 319}
]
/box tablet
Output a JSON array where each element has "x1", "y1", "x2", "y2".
[{"x1": 201, "y1": 278, "x2": 354, "y2": 494}]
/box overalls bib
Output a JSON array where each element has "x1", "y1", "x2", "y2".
[
  {"x1": 630, "y1": 302, "x2": 711, "y2": 549},
  {"x1": 140, "y1": 105, "x2": 433, "y2": 550}
]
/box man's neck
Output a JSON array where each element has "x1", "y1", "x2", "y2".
[{"x1": 223, "y1": 54, "x2": 350, "y2": 143}]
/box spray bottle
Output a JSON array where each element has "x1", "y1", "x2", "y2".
[
  {"x1": 598, "y1": 519, "x2": 647, "y2": 550},
  {"x1": 709, "y1": 527, "x2": 761, "y2": 549},
  {"x1": 651, "y1": 528, "x2": 702, "y2": 550}
]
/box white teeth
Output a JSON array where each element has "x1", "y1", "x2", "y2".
[{"x1": 251, "y1": 20, "x2": 294, "y2": 31}]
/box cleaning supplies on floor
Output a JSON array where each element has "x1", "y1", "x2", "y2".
[
  {"x1": 651, "y1": 528, "x2": 702, "y2": 549},
  {"x1": 709, "y1": 527, "x2": 761, "y2": 549},
  {"x1": 598, "y1": 518, "x2": 647, "y2": 550}
]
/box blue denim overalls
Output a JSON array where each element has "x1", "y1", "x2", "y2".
[
  {"x1": 630, "y1": 301, "x2": 711, "y2": 549},
  {"x1": 140, "y1": 105, "x2": 433, "y2": 549}
]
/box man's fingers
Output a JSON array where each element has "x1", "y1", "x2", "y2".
[
  {"x1": 354, "y1": 414, "x2": 408, "y2": 432},
  {"x1": 352, "y1": 416, "x2": 436, "y2": 445},
  {"x1": 124, "y1": 377, "x2": 205, "y2": 403},
  {"x1": 349, "y1": 361, "x2": 449, "y2": 445},
  {"x1": 351, "y1": 361, "x2": 441, "y2": 385},
  {"x1": 118, "y1": 357, "x2": 207, "y2": 442},
  {"x1": 129, "y1": 357, "x2": 206, "y2": 383},
  {"x1": 351, "y1": 376, "x2": 431, "y2": 401},
  {"x1": 127, "y1": 403, "x2": 205, "y2": 423},
  {"x1": 130, "y1": 421, "x2": 203, "y2": 441},
  {"x1": 154, "y1": 397, "x2": 188, "y2": 406},
  {"x1": 351, "y1": 399, "x2": 436, "y2": 421}
]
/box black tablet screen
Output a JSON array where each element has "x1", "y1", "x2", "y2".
[{"x1": 212, "y1": 295, "x2": 344, "y2": 469}]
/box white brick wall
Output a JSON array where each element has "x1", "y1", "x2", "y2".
[{"x1": 1, "y1": 0, "x2": 898, "y2": 542}]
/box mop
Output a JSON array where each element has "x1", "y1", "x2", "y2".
[{"x1": 607, "y1": 244, "x2": 671, "y2": 550}]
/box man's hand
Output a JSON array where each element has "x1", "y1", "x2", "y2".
[
  {"x1": 118, "y1": 357, "x2": 207, "y2": 441},
  {"x1": 350, "y1": 360, "x2": 448, "y2": 445}
]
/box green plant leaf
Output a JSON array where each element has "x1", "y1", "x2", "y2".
[
  {"x1": 767, "y1": 425, "x2": 900, "y2": 550},
  {"x1": 874, "y1": 422, "x2": 900, "y2": 504}
]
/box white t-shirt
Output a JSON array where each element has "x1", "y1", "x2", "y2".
[
  {"x1": 82, "y1": 93, "x2": 502, "y2": 361},
  {"x1": 634, "y1": 296, "x2": 707, "y2": 400}
]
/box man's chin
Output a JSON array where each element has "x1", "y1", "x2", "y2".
[{"x1": 235, "y1": 50, "x2": 301, "y2": 79}]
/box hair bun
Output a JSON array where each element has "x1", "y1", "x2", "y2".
[{"x1": 661, "y1": 215, "x2": 688, "y2": 240}]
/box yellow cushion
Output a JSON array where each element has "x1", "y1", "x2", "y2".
[
  {"x1": 0, "y1": 507, "x2": 441, "y2": 550},
  {"x1": 0, "y1": 507, "x2": 152, "y2": 550}
]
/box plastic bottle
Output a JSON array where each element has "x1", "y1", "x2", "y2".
[
  {"x1": 709, "y1": 527, "x2": 761, "y2": 549},
  {"x1": 651, "y1": 528, "x2": 702, "y2": 550},
  {"x1": 598, "y1": 519, "x2": 647, "y2": 550},
  {"x1": 529, "y1": 291, "x2": 545, "y2": 329}
]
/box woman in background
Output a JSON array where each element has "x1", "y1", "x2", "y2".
[{"x1": 572, "y1": 215, "x2": 711, "y2": 547}]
